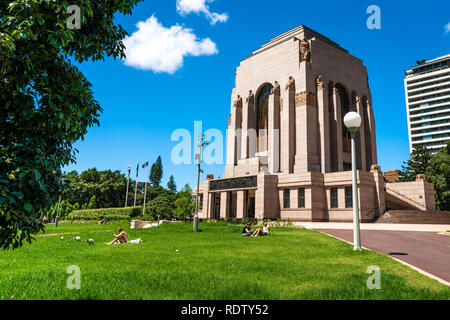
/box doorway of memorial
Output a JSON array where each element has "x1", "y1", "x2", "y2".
[
  {"x1": 213, "y1": 193, "x2": 221, "y2": 219},
  {"x1": 228, "y1": 191, "x2": 237, "y2": 218},
  {"x1": 245, "y1": 189, "x2": 256, "y2": 219}
]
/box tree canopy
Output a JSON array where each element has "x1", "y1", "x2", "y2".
[
  {"x1": 167, "y1": 175, "x2": 177, "y2": 192},
  {"x1": 150, "y1": 156, "x2": 163, "y2": 187},
  {"x1": 0, "y1": 0, "x2": 143, "y2": 249},
  {"x1": 425, "y1": 142, "x2": 450, "y2": 211},
  {"x1": 401, "y1": 145, "x2": 432, "y2": 182}
]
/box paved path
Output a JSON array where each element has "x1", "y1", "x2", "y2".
[
  {"x1": 295, "y1": 222, "x2": 450, "y2": 232},
  {"x1": 313, "y1": 228, "x2": 450, "y2": 284}
]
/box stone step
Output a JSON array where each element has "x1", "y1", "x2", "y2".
[{"x1": 375, "y1": 210, "x2": 450, "y2": 224}]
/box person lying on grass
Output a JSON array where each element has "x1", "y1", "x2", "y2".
[
  {"x1": 105, "y1": 227, "x2": 128, "y2": 245},
  {"x1": 242, "y1": 222, "x2": 262, "y2": 237}
]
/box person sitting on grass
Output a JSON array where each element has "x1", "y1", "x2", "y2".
[
  {"x1": 105, "y1": 227, "x2": 128, "y2": 245},
  {"x1": 242, "y1": 222, "x2": 262, "y2": 237},
  {"x1": 261, "y1": 222, "x2": 270, "y2": 236}
]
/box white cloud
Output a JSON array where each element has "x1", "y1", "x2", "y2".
[
  {"x1": 445, "y1": 22, "x2": 450, "y2": 34},
  {"x1": 123, "y1": 16, "x2": 218, "y2": 74},
  {"x1": 176, "y1": 0, "x2": 229, "y2": 25}
]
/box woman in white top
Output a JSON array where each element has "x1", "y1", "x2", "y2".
[{"x1": 262, "y1": 223, "x2": 270, "y2": 236}]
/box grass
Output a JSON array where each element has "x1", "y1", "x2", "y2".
[{"x1": 0, "y1": 221, "x2": 449, "y2": 300}]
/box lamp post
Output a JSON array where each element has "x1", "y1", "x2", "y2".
[
  {"x1": 193, "y1": 134, "x2": 209, "y2": 232},
  {"x1": 343, "y1": 111, "x2": 362, "y2": 251}
]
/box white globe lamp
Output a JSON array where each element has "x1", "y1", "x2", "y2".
[{"x1": 343, "y1": 111, "x2": 361, "y2": 130}]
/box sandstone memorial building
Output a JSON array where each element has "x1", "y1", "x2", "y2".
[{"x1": 195, "y1": 25, "x2": 436, "y2": 222}]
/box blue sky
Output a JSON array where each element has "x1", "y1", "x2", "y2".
[{"x1": 67, "y1": 0, "x2": 450, "y2": 189}]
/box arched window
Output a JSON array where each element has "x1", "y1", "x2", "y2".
[
  {"x1": 256, "y1": 83, "x2": 273, "y2": 152},
  {"x1": 335, "y1": 83, "x2": 351, "y2": 141}
]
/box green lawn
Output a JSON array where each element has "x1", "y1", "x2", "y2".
[{"x1": 0, "y1": 222, "x2": 449, "y2": 300}]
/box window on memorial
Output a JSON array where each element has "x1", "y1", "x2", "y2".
[
  {"x1": 298, "y1": 188, "x2": 305, "y2": 208},
  {"x1": 330, "y1": 187, "x2": 338, "y2": 208},
  {"x1": 345, "y1": 186, "x2": 353, "y2": 208},
  {"x1": 283, "y1": 188, "x2": 290, "y2": 209},
  {"x1": 198, "y1": 194, "x2": 203, "y2": 210},
  {"x1": 344, "y1": 162, "x2": 352, "y2": 171},
  {"x1": 256, "y1": 83, "x2": 273, "y2": 152},
  {"x1": 335, "y1": 84, "x2": 351, "y2": 152}
]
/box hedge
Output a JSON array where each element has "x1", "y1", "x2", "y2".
[
  {"x1": 67, "y1": 206, "x2": 141, "y2": 221},
  {"x1": 66, "y1": 214, "x2": 130, "y2": 222}
]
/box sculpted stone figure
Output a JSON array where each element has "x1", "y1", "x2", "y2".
[
  {"x1": 316, "y1": 75, "x2": 325, "y2": 90},
  {"x1": 234, "y1": 95, "x2": 242, "y2": 108},
  {"x1": 285, "y1": 76, "x2": 295, "y2": 91},
  {"x1": 246, "y1": 90, "x2": 254, "y2": 104},
  {"x1": 271, "y1": 81, "x2": 280, "y2": 96},
  {"x1": 299, "y1": 38, "x2": 311, "y2": 62}
]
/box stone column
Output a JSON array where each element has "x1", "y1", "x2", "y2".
[
  {"x1": 332, "y1": 87, "x2": 343, "y2": 171},
  {"x1": 220, "y1": 192, "x2": 229, "y2": 218},
  {"x1": 268, "y1": 82, "x2": 280, "y2": 173},
  {"x1": 241, "y1": 91, "x2": 255, "y2": 160},
  {"x1": 281, "y1": 76, "x2": 296, "y2": 173},
  {"x1": 201, "y1": 180, "x2": 210, "y2": 219},
  {"x1": 294, "y1": 91, "x2": 319, "y2": 173},
  {"x1": 316, "y1": 76, "x2": 330, "y2": 173},
  {"x1": 366, "y1": 97, "x2": 378, "y2": 165},
  {"x1": 371, "y1": 165, "x2": 385, "y2": 216},
  {"x1": 207, "y1": 192, "x2": 214, "y2": 219},
  {"x1": 236, "y1": 190, "x2": 245, "y2": 219},
  {"x1": 255, "y1": 174, "x2": 279, "y2": 219},
  {"x1": 228, "y1": 95, "x2": 242, "y2": 166},
  {"x1": 356, "y1": 96, "x2": 367, "y2": 171}
]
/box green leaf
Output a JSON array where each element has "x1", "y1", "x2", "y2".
[
  {"x1": 24, "y1": 203, "x2": 32, "y2": 213},
  {"x1": 34, "y1": 170, "x2": 41, "y2": 180}
]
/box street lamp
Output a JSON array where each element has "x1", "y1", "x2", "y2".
[
  {"x1": 193, "y1": 134, "x2": 209, "y2": 232},
  {"x1": 343, "y1": 111, "x2": 362, "y2": 251}
]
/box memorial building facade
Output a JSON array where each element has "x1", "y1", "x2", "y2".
[{"x1": 195, "y1": 25, "x2": 435, "y2": 222}]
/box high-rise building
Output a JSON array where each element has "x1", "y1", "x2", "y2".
[{"x1": 404, "y1": 54, "x2": 450, "y2": 153}]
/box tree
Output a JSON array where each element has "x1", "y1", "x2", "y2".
[
  {"x1": 167, "y1": 175, "x2": 177, "y2": 192},
  {"x1": 150, "y1": 156, "x2": 163, "y2": 187},
  {"x1": 426, "y1": 142, "x2": 450, "y2": 211},
  {"x1": 174, "y1": 184, "x2": 193, "y2": 220},
  {"x1": 63, "y1": 169, "x2": 127, "y2": 208},
  {"x1": 0, "y1": 0, "x2": 142, "y2": 249},
  {"x1": 146, "y1": 193, "x2": 176, "y2": 220},
  {"x1": 88, "y1": 195, "x2": 97, "y2": 209},
  {"x1": 401, "y1": 145, "x2": 432, "y2": 182}
]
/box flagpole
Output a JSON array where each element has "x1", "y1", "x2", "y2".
[
  {"x1": 142, "y1": 159, "x2": 149, "y2": 215},
  {"x1": 125, "y1": 161, "x2": 130, "y2": 207},
  {"x1": 133, "y1": 161, "x2": 139, "y2": 207}
]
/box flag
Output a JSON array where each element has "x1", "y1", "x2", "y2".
[
  {"x1": 142, "y1": 161, "x2": 149, "y2": 168},
  {"x1": 136, "y1": 162, "x2": 139, "y2": 177},
  {"x1": 127, "y1": 163, "x2": 131, "y2": 177}
]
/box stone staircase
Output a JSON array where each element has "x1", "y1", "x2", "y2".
[
  {"x1": 384, "y1": 188, "x2": 424, "y2": 211},
  {"x1": 375, "y1": 210, "x2": 450, "y2": 224}
]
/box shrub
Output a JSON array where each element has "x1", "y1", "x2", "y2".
[{"x1": 67, "y1": 206, "x2": 141, "y2": 221}]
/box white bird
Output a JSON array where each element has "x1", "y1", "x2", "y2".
[
  {"x1": 73, "y1": 236, "x2": 81, "y2": 241},
  {"x1": 86, "y1": 239, "x2": 94, "y2": 245},
  {"x1": 60, "y1": 237, "x2": 64, "y2": 240}
]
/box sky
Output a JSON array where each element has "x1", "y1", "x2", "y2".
[{"x1": 66, "y1": 0, "x2": 450, "y2": 190}]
